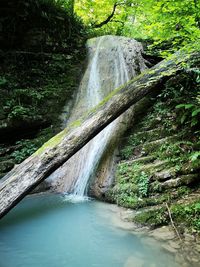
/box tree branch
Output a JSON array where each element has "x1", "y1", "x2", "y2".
[
  {"x1": 93, "y1": 2, "x2": 123, "y2": 28},
  {"x1": 166, "y1": 203, "x2": 182, "y2": 241}
]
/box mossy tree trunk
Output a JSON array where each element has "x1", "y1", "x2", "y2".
[{"x1": 0, "y1": 49, "x2": 199, "y2": 219}]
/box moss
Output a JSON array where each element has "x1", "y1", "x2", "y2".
[
  {"x1": 150, "y1": 174, "x2": 199, "y2": 192},
  {"x1": 131, "y1": 196, "x2": 200, "y2": 232},
  {"x1": 170, "y1": 199, "x2": 200, "y2": 232},
  {"x1": 34, "y1": 129, "x2": 67, "y2": 155},
  {"x1": 128, "y1": 127, "x2": 168, "y2": 145},
  {"x1": 34, "y1": 117, "x2": 87, "y2": 156},
  {"x1": 133, "y1": 207, "x2": 168, "y2": 227},
  {"x1": 85, "y1": 83, "x2": 125, "y2": 117},
  {"x1": 68, "y1": 119, "x2": 82, "y2": 128}
]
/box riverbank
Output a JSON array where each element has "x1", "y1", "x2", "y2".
[{"x1": 104, "y1": 202, "x2": 200, "y2": 267}]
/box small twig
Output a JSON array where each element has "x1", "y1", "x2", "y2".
[{"x1": 166, "y1": 203, "x2": 182, "y2": 241}]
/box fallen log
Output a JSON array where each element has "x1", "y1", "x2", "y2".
[{"x1": 0, "y1": 48, "x2": 199, "y2": 218}]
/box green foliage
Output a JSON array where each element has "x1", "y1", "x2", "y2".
[
  {"x1": 11, "y1": 140, "x2": 38, "y2": 163},
  {"x1": 134, "y1": 207, "x2": 168, "y2": 227},
  {"x1": 134, "y1": 200, "x2": 200, "y2": 232},
  {"x1": 116, "y1": 193, "x2": 138, "y2": 208},
  {"x1": 176, "y1": 103, "x2": 200, "y2": 127},
  {"x1": 75, "y1": 0, "x2": 200, "y2": 54},
  {"x1": 9, "y1": 126, "x2": 55, "y2": 164},
  {"x1": 177, "y1": 186, "x2": 191, "y2": 196},
  {"x1": 0, "y1": 51, "x2": 83, "y2": 123},
  {"x1": 133, "y1": 200, "x2": 200, "y2": 232},
  {"x1": 171, "y1": 200, "x2": 200, "y2": 231},
  {"x1": 0, "y1": 77, "x2": 8, "y2": 88},
  {"x1": 7, "y1": 105, "x2": 33, "y2": 120},
  {"x1": 175, "y1": 69, "x2": 200, "y2": 128},
  {"x1": 110, "y1": 69, "x2": 200, "y2": 217},
  {"x1": 137, "y1": 171, "x2": 149, "y2": 197},
  {"x1": 120, "y1": 146, "x2": 133, "y2": 159},
  {"x1": 111, "y1": 163, "x2": 150, "y2": 208},
  {"x1": 190, "y1": 151, "x2": 200, "y2": 162},
  {"x1": 0, "y1": 0, "x2": 86, "y2": 52}
]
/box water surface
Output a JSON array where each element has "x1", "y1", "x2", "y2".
[{"x1": 0, "y1": 194, "x2": 180, "y2": 267}]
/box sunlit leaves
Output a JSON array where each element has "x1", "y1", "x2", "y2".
[{"x1": 74, "y1": 0, "x2": 200, "y2": 52}]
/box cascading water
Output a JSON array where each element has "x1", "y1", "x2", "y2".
[{"x1": 47, "y1": 35, "x2": 147, "y2": 199}]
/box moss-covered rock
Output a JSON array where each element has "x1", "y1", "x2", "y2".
[
  {"x1": 133, "y1": 207, "x2": 168, "y2": 227},
  {"x1": 150, "y1": 174, "x2": 199, "y2": 192}
]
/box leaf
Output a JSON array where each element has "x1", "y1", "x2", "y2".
[
  {"x1": 176, "y1": 104, "x2": 185, "y2": 109},
  {"x1": 190, "y1": 152, "x2": 200, "y2": 161},
  {"x1": 184, "y1": 104, "x2": 195, "y2": 109},
  {"x1": 192, "y1": 109, "x2": 200, "y2": 117},
  {"x1": 194, "y1": 203, "x2": 200, "y2": 211},
  {"x1": 191, "y1": 118, "x2": 198, "y2": 127},
  {"x1": 181, "y1": 114, "x2": 187, "y2": 124}
]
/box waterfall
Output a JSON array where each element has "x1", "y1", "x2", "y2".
[{"x1": 47, "y1": 35, "x2": 146, "y2": 200}]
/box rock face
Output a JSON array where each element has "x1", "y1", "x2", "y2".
[
  {"x1": 0, "y1": 47, "x2": 198, "y2": 218},
  {"x1": 45, "y1": 36, "x2": 147, "y2": 195}
]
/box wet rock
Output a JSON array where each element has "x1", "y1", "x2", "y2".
[
  {"x1": 153, "y1": 168, "x2": 177, "y2": 181},
  {"x1": 141, "y1": 135, "x2": 178, "y2": 155},
  {"x1": 183, "y1": 233, "x2": 195, "y2": 242},
  {"x1": 133, "y1": 127, "x2": 168, "y2": 143},
  {"x1": 148, "y1": 226, "x2": 175, "y2": 241},
  {"x1": 175, "y1": 254, "x2": 189, "y2": 267},
  {"x1": 31, "y1": 180, "x2": 51, "y2": 194},
  {"x1": 161, "y1": 243, "x2": 177, "y2": 253},
  {"x1": 124, "y1": 256, "x2": 144, "y2": 267},
  {"x1": 168, "y1": 240, "x2": 181, "y2": 249},
  {"x1": 125, "y1": 155, "x2": 155, "y2": 165},
  {"x1": 151, "y1": 174, "x2": 199, "y2": 191},
  {"x1": 195, "y1": 244, "x2": 200, "y2": 253},
  {"x1": 142, "y1": 160, "x2": 168, "y2": 172}
]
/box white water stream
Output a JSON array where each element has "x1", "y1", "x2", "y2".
[{"x1": 47, "y1": 36, "x2": 146, "y2": 199}]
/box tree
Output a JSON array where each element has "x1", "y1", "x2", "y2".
[{"x1": 74, "y1": 0, "x2": 200, "y2": 53}]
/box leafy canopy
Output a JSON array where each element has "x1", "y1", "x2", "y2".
[{"x1": 74, "y1": 0, "x2": 200, "y2": 53}]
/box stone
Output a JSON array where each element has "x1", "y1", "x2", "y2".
[
  {"x1": 126, "y1": 155, "x2": 155, "y2": 165},
  {"x1": 123, "y1": 256, "x2": 144, "y2": 267},
  {"x1": 168, "y1": 240, "x2": 181, "y2": 249},
  {"x1": 152, "y1": 174, "x2": 199, "y2": 191},
  {"x1": 161, "y1": 243, "x2": 177, "y2": 253},
  {"x1": 183, "y1": 233, "x2": 195, "y2": 242},
  {"x1": 195, "y1": 244, "x2": 200, "y2": 253},
  {"x1": 148, "y1": 226, "x2": 175, "y2": 241},
  {"x1": 153, "y1": 168, "x2": 177, "y2": 181}
]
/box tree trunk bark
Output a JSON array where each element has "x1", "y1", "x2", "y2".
[{"x1": 0, "y1": 49, "x2": 199, "y2": 219}]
